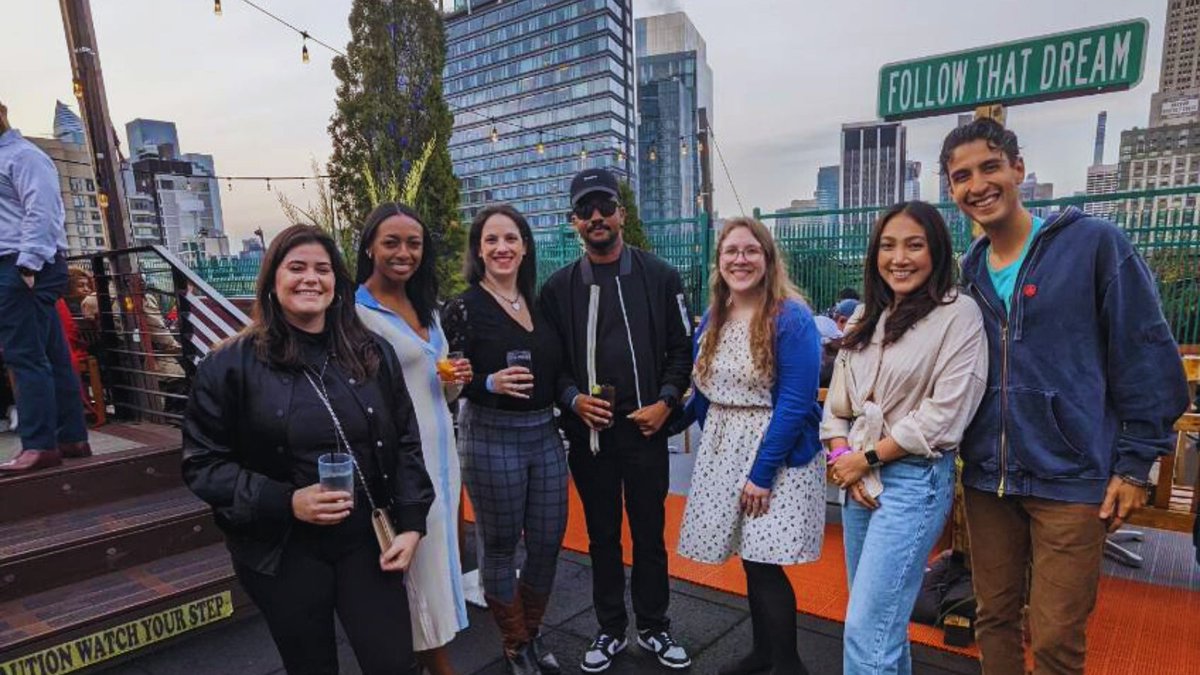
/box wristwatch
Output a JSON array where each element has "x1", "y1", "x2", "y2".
[{"x1": 863, "y1": 448, "x2": 883, "y2": 467}]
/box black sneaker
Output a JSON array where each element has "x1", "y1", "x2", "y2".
[
  {"x1": 637, "y1": 629, "x2": 691, "y2": 669},
  {"x1": 580, "y1": 632, "x2": 627, "y2": 673}
]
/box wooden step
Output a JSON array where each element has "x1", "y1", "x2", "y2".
[
  {"x1": 0, "y1": 444, "x2": 183, "y2": 524},
  {"x1": 0, "y1": 543, "x2": 245, "y2": 670},
  {"x1": 0, "y1": 487, "x2": 219, "y2": 602}
]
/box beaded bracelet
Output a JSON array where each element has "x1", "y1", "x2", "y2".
[{"x1": 826, "y1": 445, "x2": 852, "y2": 465}]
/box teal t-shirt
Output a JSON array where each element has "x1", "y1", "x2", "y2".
[{"x1": 988, "y1": 216, "x2": 1044, "y2": 315}]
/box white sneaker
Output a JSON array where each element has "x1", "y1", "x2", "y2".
[
  {"x1": 580, "y1": 632, "x2": 626, "y2": 673},
  {"x1": 637, "y1": 629, "x2": 691, "y2": 669}
]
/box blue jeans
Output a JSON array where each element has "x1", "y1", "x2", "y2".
[
  {"x1": 842, "y1": 453, "x2": 956, "y2": 675},
  {"x1": 0, "y1": 255, "x2": 87, "y2": 450}
]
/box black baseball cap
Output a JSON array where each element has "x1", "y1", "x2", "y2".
[{"x1": 569, "y1": 168, "x2": 619, "y2": 206}]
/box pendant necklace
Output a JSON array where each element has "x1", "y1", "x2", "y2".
[{"x1": 485, "y1": 280, "x2": 522, "y2": 312}]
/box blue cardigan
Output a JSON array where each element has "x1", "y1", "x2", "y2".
[{"x1": 681, "y1": 298, "x2": 823, "y2": 489}]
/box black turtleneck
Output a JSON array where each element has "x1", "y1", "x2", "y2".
[{"x1": 284, "y1": 325, "x2": 375, "y2": 494}]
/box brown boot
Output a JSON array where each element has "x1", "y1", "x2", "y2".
[
  {"x1": 519, "y1": 582, "x2": 561, "y2": 674},
  {"x1": 486, "y1": 594, "x2": 538, "y2": 675}
]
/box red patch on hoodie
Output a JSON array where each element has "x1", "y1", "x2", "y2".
[{"x1": 1023, "y1": 284, "x2": 1038, "y2": 298}]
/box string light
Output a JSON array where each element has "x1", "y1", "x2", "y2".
[
  {"x1": 301, "y1": 32, "x2": 310, "y2": 64},
  {"x1": 265, "y1": 178, "x2": 271, "y2": 191},
  {"x1": 681, "y1": 139, "x2": 688, "y2": 156},
  {"x1": 536, "y1": 133, "x2": 545, "y2": 155},
  {"x1": 490, "y1": 124, "x2": 499, "y2": 143},
  {"x1": 649, "y1": 146, "x2": 658, "y2": 162},
  {"x1": 697, "y1": 140, "x2": 705, "y2": 153},
  {"x1": 580, "y1": 148, "x2": 587, "y2": 161},
  {"x1": 227, "y1": 178, "x2": 233, "y2": 191},
  {"x1": 72, "y1": 79, "x2": 83, "y2": 99},
  {"x1": 214, "y1": 0, "x2": 222, "y2": 16}
]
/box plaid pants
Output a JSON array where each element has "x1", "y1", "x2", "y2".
[{"x1": 459, "y1": 402, "x2": 568, "y2": 601}]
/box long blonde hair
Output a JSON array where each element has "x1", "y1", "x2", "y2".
[{"x1": 694, "y1": 218, "x2": 801, "y2": 386}]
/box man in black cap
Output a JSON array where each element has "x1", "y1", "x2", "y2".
[{"x1": 539, "y1": 167, "x2": 693, "y2": 672}]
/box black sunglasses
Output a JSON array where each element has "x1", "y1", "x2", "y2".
[{"x1": 572, "y1": 198, "x2": 619, "y2": 220}]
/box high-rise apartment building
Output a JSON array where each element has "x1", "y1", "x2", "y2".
[
  {"x1": 442, "y1": 0, "x2": 638, "y2": 229},
  {"x1": 904, "y1": 160, "x2": 921, "y2": 202},
  {"x1": 28, "y1": 102, "x2": 107, "y2": 256},
  {"x1": 1094, "y1": 111, "x2": 1109, "y2": 166},
  {"x1": 1085, "y1": 163, "x2": 1120, "y2": 217},
  {"x1": 1150, "y1": 0, "x2": 1200, "y2": 126},
  {"x1": 815, "y1": 165, "x2": 839, "y2": 210},
  {"x1": 121, "y1": 119, "x2": 226, "y2": 254},
  {"x1": 1115, "y1": 0, "x2": 1200, "y2": 226},
  {"x1": 841, "y1": 121, "x2": 906, "y2": 211},
  {"x1": 1020, "y1": 173, "x2": 1055, "y2": 219},
  {"x1": 635, "y1": 12, "x2": 713, "y2": 223}
]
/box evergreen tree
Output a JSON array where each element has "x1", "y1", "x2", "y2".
[
  {"x1": 328, "y1": 0, "x2": 465, "y2": 295},
  {"x1": 618, "y1": 181, "x2": 650, "y2": 250}
]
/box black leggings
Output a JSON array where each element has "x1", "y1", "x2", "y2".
[
  {"x1": 743, "y1": 560, "x2": 803, "y2": 669},
  {"x1": 235, "y1": 508, "x2": 418, "y2": 675}
]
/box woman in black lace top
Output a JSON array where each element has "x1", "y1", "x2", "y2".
[{"x1": 441, "y1": 204, "x2": 567, "y2": 675}]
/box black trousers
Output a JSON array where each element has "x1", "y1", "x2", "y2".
[
  {"x1": 234, "y1": 507, "x2": 418, "y2": 675},
  {"x1": 566, "y1": 417, "x2": 670, "y2": 635}
]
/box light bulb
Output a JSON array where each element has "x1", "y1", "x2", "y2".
[
  {"x1": 214, "y1": 0, "x2": 222, "y2": 16},
  {"x1": 490, "y1": 126, "x2": 499, "y2": 143}
]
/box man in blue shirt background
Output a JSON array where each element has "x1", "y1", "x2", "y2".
[{"x1": 0, "y1": 99, "x2": 90, "y2": 473}]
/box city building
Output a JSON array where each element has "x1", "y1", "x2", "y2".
[
  {"x1": 442, "y1": 0, "x2": 639, "y2": 229},
  {"x1": 120, "y1": 120, "x2": 226, "y2": 254},
  {"x1": 1113, "y1": 1, "x2": 1200, "y2": 228},
  {"x1": 903, "y1": 160, "x2": 921, "y2": 202},
  {"x1": 1117, "y1": 124, "x2": 1200, "y2": 225},
  {"x1": 938, "y1": 113, "x2": 973, "y2": 204},
  {"x1": 28, "y1": 102, "x2": 107, "y2": 256},
  {"x1": 1019, "y1": 172, "x2": 1055, "y2": 219},
  {"x1": 1094, "y1": 111, "x2": 1108, "y2": 166},
  {"x1": 1085, "y1": 163, "x2": 1120, "y2": 217},
  {"x1": 815, "y1": 165, "x2": 839, "y2": 210},
  {"x1": 841, "y1": 121, "x2": 906, "y2": 211},
  {"x1": 773, "y1": 198, "x2": 817, "y2": 229},
  {"x1": 240, "y1": 236, "x2": 265, "y2": 259},
  {"x1": 635, "y1": 12, "x2": 713, "y2": 223},
  {"x1": 1150, "y1": 0, "x2": 1200, "y2": 126},
  {"x1": 125, "y1": 119, "x2": 181, "y2": 160}
]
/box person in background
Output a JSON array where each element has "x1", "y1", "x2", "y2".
[
  {"x1": 182, "y1": 224, "x2": 433, "y2": 674},
  {"x1": 823, "y1": 201, "x2": 988, "y2": 675},
  {"x1": 354, "y1": 202, "x2": 470, "y2": 675},
  {"x1": 832, "y1": 298, "x2": 860, "y2": 333},
  {"x1": 0, "y1": 99, "x2": 90, "y2": 472},
  {"x1": 944, "y1": 119, "x2": 1189, "y2": 675},
  {"x1": 442, "y1": 204, "x2": 568, "y2": 675},
  {"x1": 539, "y1": 168, "x2": 693, "y2": 673},
  {"x1": 676, "y1": 217, "x2": 826, "y2": 675},
  {"x1": 813, "y1": 314, "x2": 843, "y2": 388}
]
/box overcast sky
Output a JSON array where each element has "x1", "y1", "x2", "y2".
[{"x1": 1, "y1": 0, "x2": 1169, "y2": 246}]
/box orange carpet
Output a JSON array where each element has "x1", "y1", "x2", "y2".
[{"x1": 464, "y1": 482, "x2": 1200, "y2": 674}]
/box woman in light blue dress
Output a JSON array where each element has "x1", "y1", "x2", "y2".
[{"x1": 354, "y1": 202, "x2": 470, "y2": 675}]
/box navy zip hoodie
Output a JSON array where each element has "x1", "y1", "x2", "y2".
[{"x1": 959, "y1": 207, "x2": 1190, "y2": 504}]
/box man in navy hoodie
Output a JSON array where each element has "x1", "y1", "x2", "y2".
[{"x1": 944, "y1": 119, "x2": 1189, "y2": 675}]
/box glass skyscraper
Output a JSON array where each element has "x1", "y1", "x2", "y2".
[
  {"x1": 635, "y1": 12, "x2": 713, "y2": 223},
  {"x1": 442, "y1": 0, "x2": 638, "y2": 229}
]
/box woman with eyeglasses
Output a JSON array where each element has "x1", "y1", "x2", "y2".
[{"x1": 675, "y1": 218, "x2": 826, "y2": 675}]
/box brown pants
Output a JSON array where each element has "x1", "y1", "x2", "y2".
[{"x1": 963, "y1": 488, "x2": 1107, "y2": 675}]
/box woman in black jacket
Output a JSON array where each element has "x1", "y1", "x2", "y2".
[{"x1": 182, "y1": 224, "x2": 433, "y2": 675}]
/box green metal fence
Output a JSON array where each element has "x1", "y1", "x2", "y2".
[{"x1": 189, "y1": 186, "x2": 1199, "y2": 345}]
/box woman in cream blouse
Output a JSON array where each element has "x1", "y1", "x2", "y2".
[{"x1": 821, "y1": 201, "x2": 987, "y2": 675}]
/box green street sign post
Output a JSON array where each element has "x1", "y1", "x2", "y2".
[{"x1": 878, "y1": 19, "x2": 1148, "y2": 121}]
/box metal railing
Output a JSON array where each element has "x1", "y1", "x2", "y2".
[{"x1": 66, "y1": 246, "x2": 250, "y2": 425}]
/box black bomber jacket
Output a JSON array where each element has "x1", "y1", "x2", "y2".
[{"x1": 181, "y1": 333, "x2": 434, "y2": 575}]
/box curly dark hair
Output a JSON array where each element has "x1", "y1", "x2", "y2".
[
  {"x1": 841, "y1": 202, "x2": 957, "y2": 351},
  {"x1": 939, "y1": 118, "x2": 1021, "y2": 179}
]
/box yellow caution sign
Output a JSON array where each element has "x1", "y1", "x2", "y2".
[{"x1": 0, "y1": 591, "x2": 233, "y2": 675}]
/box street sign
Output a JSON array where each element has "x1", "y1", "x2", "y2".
[{"x1": 878, "y1": 19, "x2": 1148, "y2": 121}]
